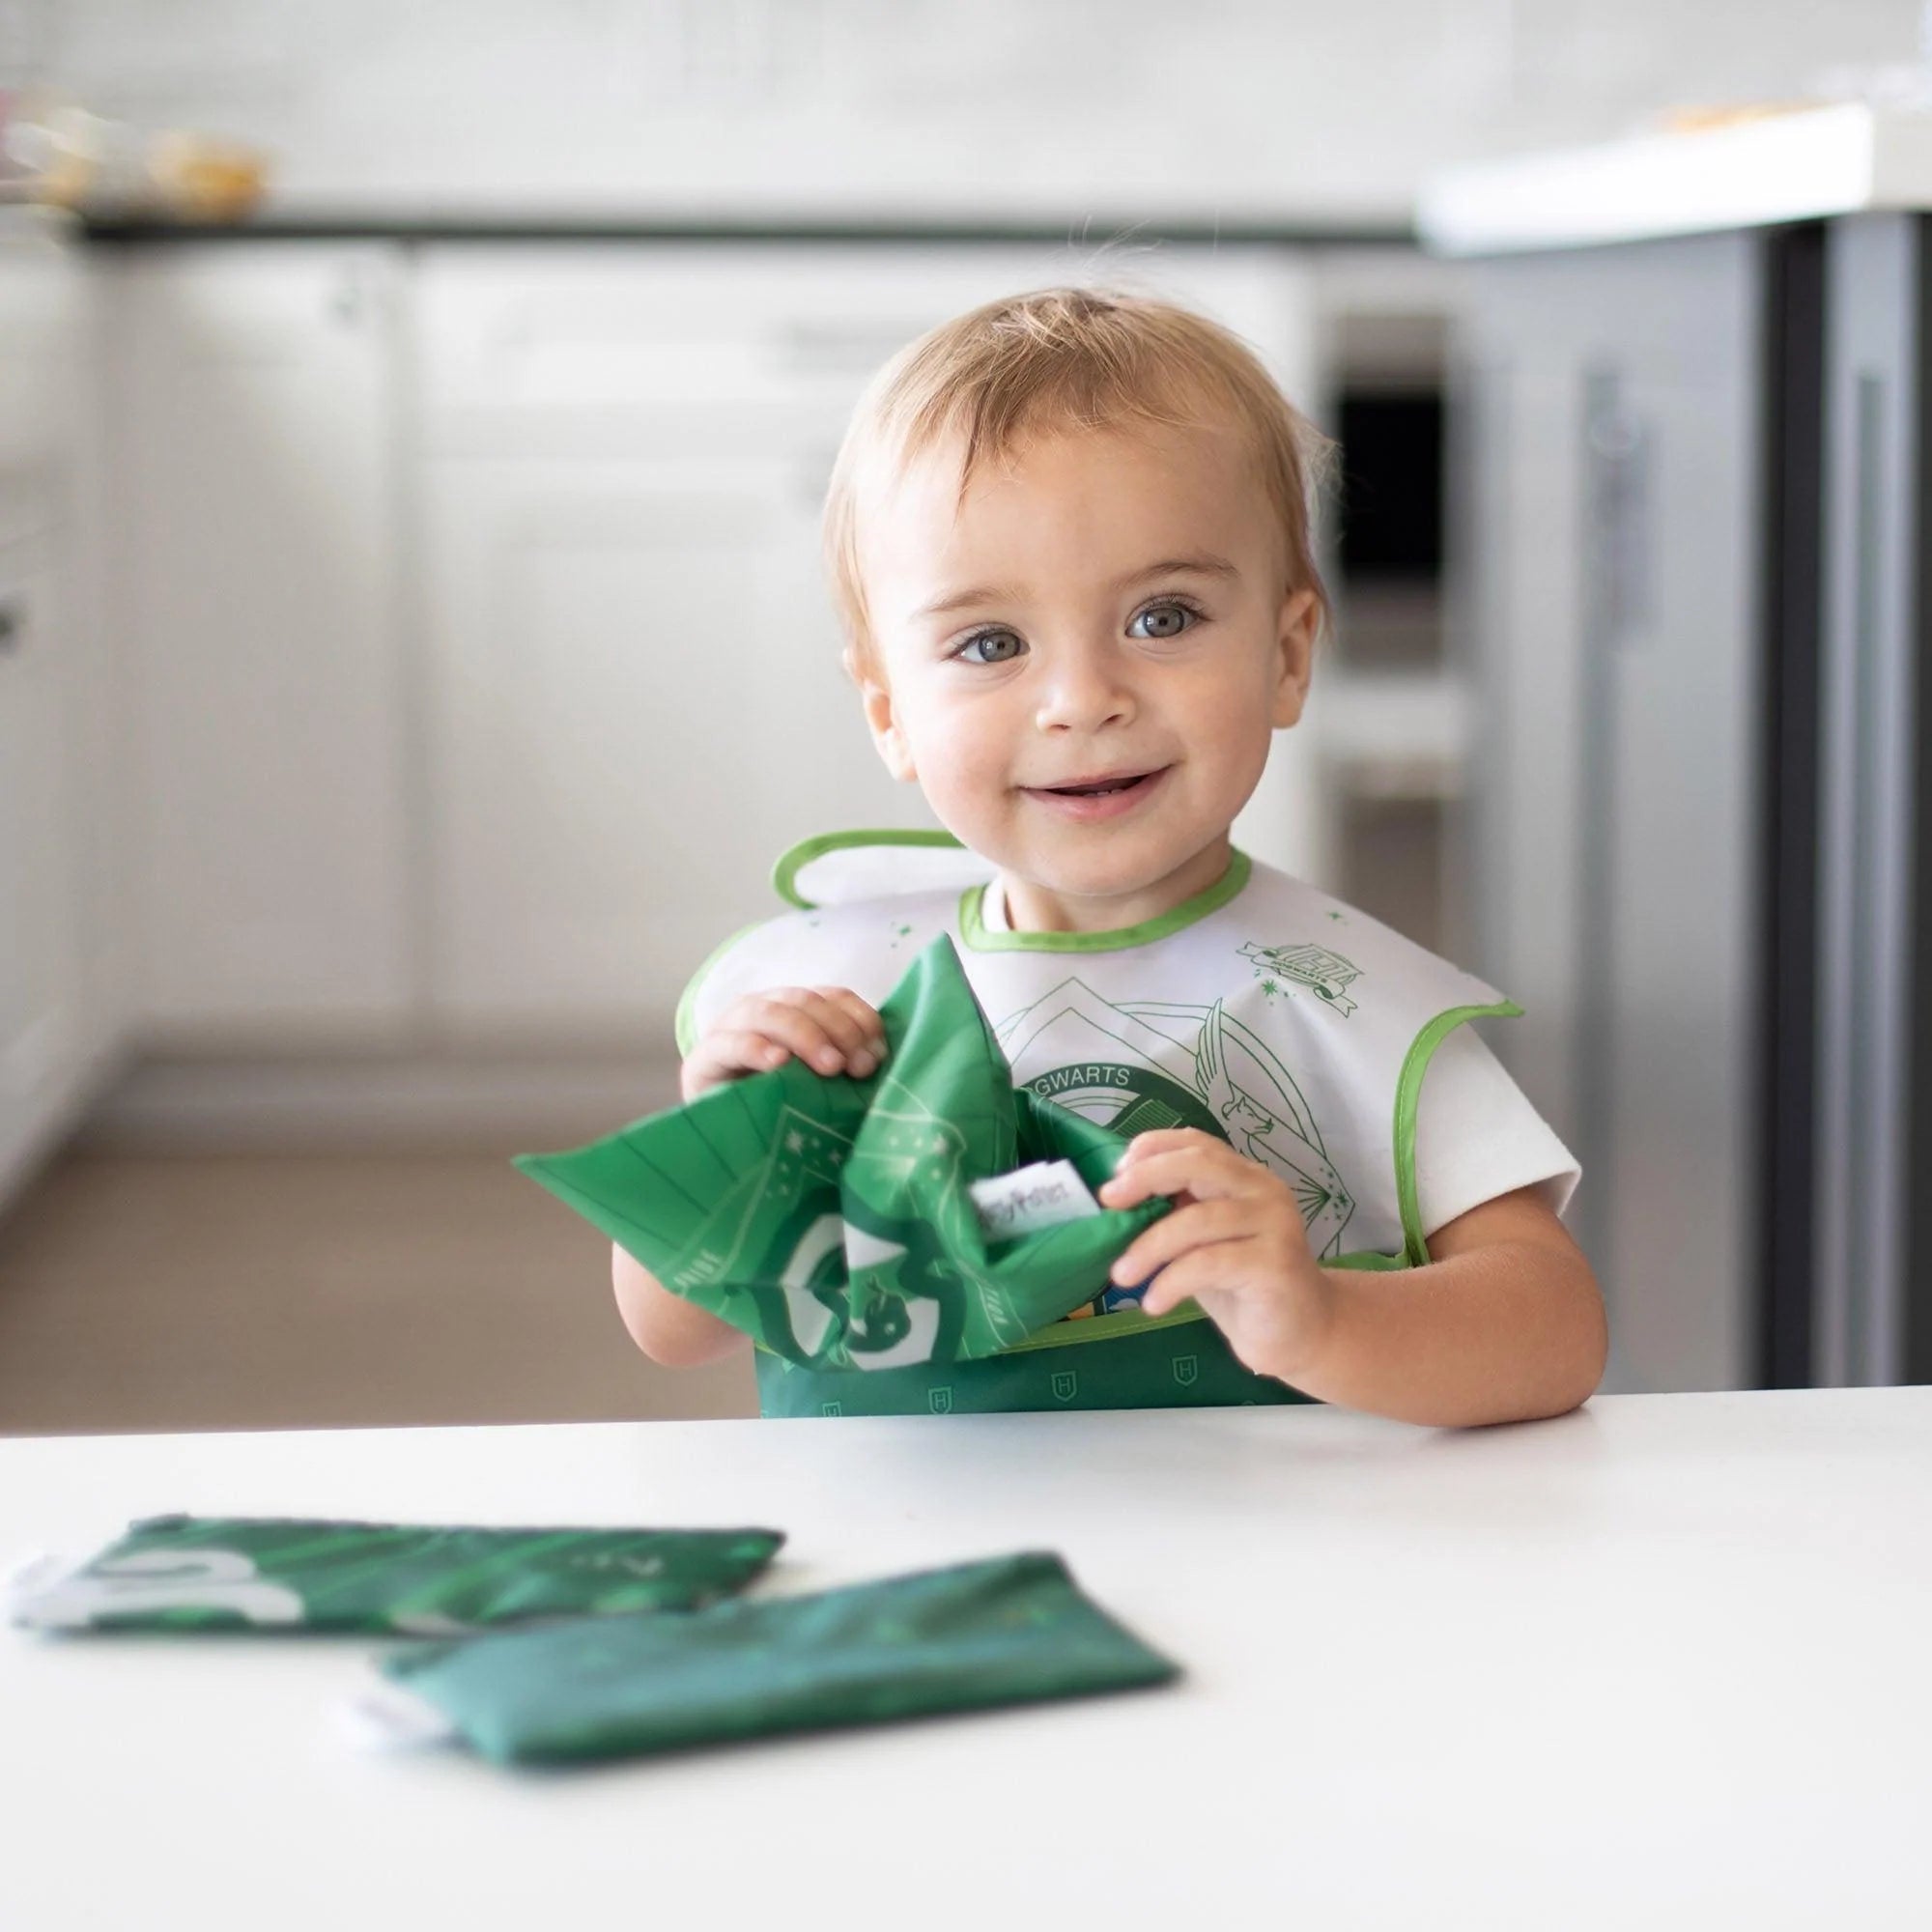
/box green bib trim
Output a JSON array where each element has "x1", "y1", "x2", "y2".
[
  {"x1": 772, "y1": 829, "x2": 970, "y2": 910},
  {"x1": 958, "y1": 848, "x2": 1253, "y2": 954},
  {"x1": 1390, "y1": 998, "x2": 1526, "y2": 1266}
]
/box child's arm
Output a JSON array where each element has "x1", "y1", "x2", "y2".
[
  {"x1": 613, "y1": 983, "x2": 889, "y2": 1369},
  {"x1": 1098, "y1": 1129, "x2": 1605, "y2": 1428},
  {"x1": 612, "y1": 1247, "x2": 749, "y2": 1366}
]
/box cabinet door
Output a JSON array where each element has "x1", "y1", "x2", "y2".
[
  {"x1": 422, "y1": 449, "x2": 918, "y2": 1034},
  {"x1": 417, "y1": 244, "x2": 1319, "y2": 1036},
  {"x1": 0, "y1": 516, "x2": 85, "y2": 1199},
  {"x1": 114, "y1": 246, "x2": 412, "y2": 1040},
  {"x1": 0, "y1": 238, "x2": 112, "y2": 1205},
  {"x1": 1461, "y1": 235, "x2": 1764, "y2": 1394}
]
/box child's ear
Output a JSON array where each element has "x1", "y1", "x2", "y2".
[
  {"x1": 855, "y1": 656, "x2": 918, "y2": 782},
  {"x1": 1270, "y1": 586, "x2": 1320, "y2": 729}
]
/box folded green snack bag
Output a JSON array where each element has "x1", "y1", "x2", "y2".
[
  {"x1": 9, "y1": 1516, "x2": 782, "y2": 1634},
  {"x1": 365, "y1": 1549, "x2": 1179, "y2": 1765},
  {"x1": 513, "y1": 935, "x2": 1170, "y2": 1372}
]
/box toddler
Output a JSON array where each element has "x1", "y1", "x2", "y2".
[{"x1": 614, "y1": 286, "x2": 1605, "y2": 1427}]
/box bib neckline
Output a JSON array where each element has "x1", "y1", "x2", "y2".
[{"x1": 959, "y1": 848, "x2": 1253, "y2": 953}]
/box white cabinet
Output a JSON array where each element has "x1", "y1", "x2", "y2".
[
  {"x1": 0, "y1": 510, "x2": 86, "y2": 1200},
  {"x1": 113, "y1": 245, "x2": 414, "y2": 1042},
  {"x1": 103, "y1": 241, "x2": 1323, "y2": 1052},
  {"x1": 415, "y1": 243, "x2": 1321, "y2": 1034},
  {"x1": 421, "y1": 448, "x2": 898, "y2": 1034},
  {"x1": 0, "y1": 235, "x2": 110, "y2": 1208}
]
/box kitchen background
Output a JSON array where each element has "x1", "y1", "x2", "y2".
[{"x1": 4, "y1": 0, "x2": 1930, "y2": 1433}]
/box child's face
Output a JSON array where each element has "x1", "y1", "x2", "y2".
[{"x1": 855, "y1": 418, "x2": 1318, "y2": 926}]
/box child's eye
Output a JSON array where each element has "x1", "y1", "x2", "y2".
[
  {"x1": 954, "y1": 629, "x2": 1026, "y2": 666},
  {"x1": 1126, "y1": 600, "x2": 1201, "y2": 640}
]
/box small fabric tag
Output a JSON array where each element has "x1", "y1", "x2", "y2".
[{"x1": 967, "y1": 1160, "x2": 1102, "y2": 1242}]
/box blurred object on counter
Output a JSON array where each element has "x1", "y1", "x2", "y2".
[
  {"x1": 1633, "y1": 0, "x2": 1932, "y2": 140},
  {"x1": 0, "y1": 87, "x2": 267, "y2": 220},
  {"x1": 1650, "y1": 103, "x2": 1823, "y2": 135},
  {"x1": 143, "y1": 129, "x2": 269, "y2": 222}
]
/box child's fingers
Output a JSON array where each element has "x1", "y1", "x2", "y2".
[
  {"x1": 677, "y1": 1031, "x2": 771, "y2": 1100},
  {"x1": 1099, "y1": 1140, "x2": 1259, "y2": 1209},
  {"x1": 1138, "y1": 1241, "x2": 1258, "y2": 1319},
  {"x1": 771, "y1": 987, "x2": 881, "y2": 1070},
  {"x1": 1109, "y1": 1200, "x2": 1254, "y2": 1288},
  {"x1": 692, "y1": 1028, "x2": 796, "y2": 1080},
  {"x1": 809, "y1": 986, "x2": 890, "y2": 1067},
  {"x1": 729, "y1": 991, "x2": 871, "y2": 1074}
]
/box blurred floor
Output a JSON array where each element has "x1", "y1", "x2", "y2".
[{"x1": 0, "y1": 1151, "x2": 757, "y2": 1436}]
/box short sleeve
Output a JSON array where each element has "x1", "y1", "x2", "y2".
[{"x1": 1411, "y1": 1019, "x2": 1580, "y2": 1236}]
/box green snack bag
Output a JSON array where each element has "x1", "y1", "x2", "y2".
[
  {"x1": 514, "y1": 935, "x2": 1171, "y2": 1372},
  {"x1": 365, "y1": 1549, "x2": 1179, "y2": 1765},
  {"x1": 9, "y1": 1516, "x2": 782, "y2": 1634}
]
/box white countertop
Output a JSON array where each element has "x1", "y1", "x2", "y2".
[
  {"x1": 5, "y1": 1387, "x2": 1930, "y2": 1929},
  {"x1": 1419, "y1": 102, "x2": 1932, "y2": 256}
]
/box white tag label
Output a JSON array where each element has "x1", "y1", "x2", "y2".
[{"x1": 968, "y1": 1160, "x2": 1102, "y2": 1241}]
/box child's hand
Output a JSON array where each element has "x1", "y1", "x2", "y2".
[
  {"x1": 1097, "y1": 1128, "x2": 1336, "y2": 1383},
  {"x1": 680, "y1": 986, "x2": 888, "y2": 1102}
]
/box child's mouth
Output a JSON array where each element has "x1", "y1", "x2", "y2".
[{"x1": 1023, "y1": 768, "x2": 1168, "y2": 819}]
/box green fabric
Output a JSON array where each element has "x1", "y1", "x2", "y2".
[
  {"x1": 515, "y1": 935, "x2": 1172, "y2": 1372},
  {"x1": 754, "y1": 1001, "x2": 1505, "y2": 1418},
  {"x1": 1390, "y1": 999, "x2": 1526, "y2": 1266},
  {"x1": 757, "y1": 1310, "x2": 1317, "y2": 1415},
  {"x1": 379, "y1": 1550, "x2": 1179, "y2": 1766},
  {"x1": 957, "y1": 848, "x2": 1253, "y2": 953},
  {"x1": 10, "y1": 1517, "x2": 782, "y2": 1635}
]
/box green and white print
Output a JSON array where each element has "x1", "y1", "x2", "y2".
[
  {"x1": 1238, "y1": 941, "x2": 1363, "y2": 1016},
  {"x1": 993, "y1": 975, "x2": 1357, "y2": 1258},
  {"x1": 516, "y1": 937, "x2": 1170, "y2": 1374},
  {"x1": 10, "y1": 1517, "x2": 783, "y2": 1634}
]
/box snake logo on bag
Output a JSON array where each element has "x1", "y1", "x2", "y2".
[{"x1": 741, "y1": 1098, "x2": 1008, "y2": 1372}]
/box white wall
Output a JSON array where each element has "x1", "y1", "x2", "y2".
[{"x1": 8, "y1": 0, "x2": 1923, "y2": 221}]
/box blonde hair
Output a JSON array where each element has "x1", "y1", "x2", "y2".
[{"x1": 822, "y1": 284, "x2": 1332, "y2": 679}]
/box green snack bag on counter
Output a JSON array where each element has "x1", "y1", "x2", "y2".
[
  {"x1": 361, "y1": 1549, "x2": 1179, "y2": 1766},
  {"x1": 513, "y1": 935, "x2": 1171, "y2": 1373},
  {"x1": 9, "y1": 1516, "x2": 783, "y2": 1634}
]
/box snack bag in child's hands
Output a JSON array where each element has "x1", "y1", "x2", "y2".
[{"x1": 514, "y1": 935, "x2": 1170, "y2": 1373}]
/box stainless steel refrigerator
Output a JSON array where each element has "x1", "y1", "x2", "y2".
[{"x1": 1453, "y1": 215, "x2": 1930, "y2": 1392}]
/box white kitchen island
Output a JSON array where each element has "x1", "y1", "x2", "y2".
[{"x1": 4, "y1": 1387, "x2": 1929, "y2": 1929}]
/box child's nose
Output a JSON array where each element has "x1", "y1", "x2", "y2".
[{"x1": 1033, "y1": 650, "x2": 1135, "y2": 732}]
